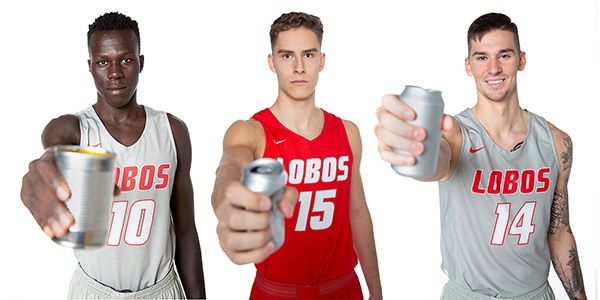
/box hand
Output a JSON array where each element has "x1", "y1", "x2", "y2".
[
  {"x1": 20, "y1": 148, "x2": 73, "y2": 238},
  {"x1": 20, "y1": 148, "x2": 121, "y2": 239},
  {"x1": 215, "y1": 181, "x2": 298, "y2": 265},
  {"x1": 374, "y1": 94, "x2": 453, "y2": 166}
]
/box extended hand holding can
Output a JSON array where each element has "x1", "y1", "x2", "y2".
[
  {"x1": 53, "y1": 145, "x2": 116, "y2": 248},
  {"x1": 391, "y1": 85, "x2": 445, "y2": 178},
  {"x1": 242, "y1": 158, "x2": 288, "y2": 251}
]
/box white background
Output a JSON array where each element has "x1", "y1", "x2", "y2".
[{"x1": 1, "y1": 1, "x2": 598, "y2": 299}]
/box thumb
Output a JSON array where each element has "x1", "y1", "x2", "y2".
[
  {"x1": 279, "y1": 187, "x2": 299, "y2": 218},
  {"x1": 441, "y1": 114, "x2": 454, "y2": 133}
]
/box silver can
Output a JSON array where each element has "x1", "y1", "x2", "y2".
[
  {"x1": 392, "y1": 85, "x2": 445, "y2": 178},
  {"x1": 53, "y1": 145, "x2": 116, "y2": 248},
  {"x1": 242, "y1": 158, "x2": 288, "y2": 251}
]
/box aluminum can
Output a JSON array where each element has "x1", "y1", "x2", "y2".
[
  {"x1": 242, "y1": 158, "x2": 288, "y2": 251},
  {"x1": 52, "y1": 145, "x2": 116, "y2": 248},
  {"x1": 392, "y1": 85, "x2": 445, "y2": 178}
]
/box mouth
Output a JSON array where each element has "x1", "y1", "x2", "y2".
[
  {"x1": 485, "y1": 78, "x2": 505, "y2": 87},
  {"x1": 106, "y1": 85, "x2": 127, "y2": 94},
  {"x1": 291, "y1": 80, "x2": 308, "y2": 86}
]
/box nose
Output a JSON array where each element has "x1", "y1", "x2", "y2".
[
  {"x1": 487, "y1": 58, "x2": 502, "y2": 75},
  {"x1": 108, "y1": 62, "x2": 124, "y2": 80},
  {"x1": 294, "y1": 57, "x2": 305, "y2": 74}
]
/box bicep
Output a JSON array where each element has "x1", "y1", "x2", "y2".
[
  {"x1": 41, "y1": 114, "x2": 80, "y2": 149},
  {"x1": 548, "y1": 125, "x2": 573, "y2": 236}
]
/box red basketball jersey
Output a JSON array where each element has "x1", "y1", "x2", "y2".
[{"x1": 252, "y1": 108, "x2": 358, "y2": 285}]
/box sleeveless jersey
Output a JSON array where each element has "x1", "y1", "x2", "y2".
[
  {"x1": 252, "y1": 108, "x2": 358, "y2": 285},
  {"x1": 73, "y1": 105, "x2": 177, "y2": 291},
  {"x1": 439, "y1": 108, "x2": 559, "y2": 297}
]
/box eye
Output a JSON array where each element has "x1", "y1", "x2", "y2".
[
  {"x1": 304, "y1": 53, "x2": 314, "y2": 58},
  {"x1": 475, "y1": 56, "x2": 487, "y2": 61},
  {"x1": 121, "y1": 58, "x2": 132, "y2": 64},
  {"x1": 97, "y1": 60, "x2": 108, "y2": 66},
  {"x1": 282, "y1": 53, "x2": 292, "y2": 59},
  {"x1": 499, "y1": 54, "x2": 511, "y2": 60}
]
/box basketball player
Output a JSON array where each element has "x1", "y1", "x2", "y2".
[
  {"x1": 211, "y1": 12, "x2": 382, "y2": 299},
  {"x1": 374, "y1": 12, "x2": 586, "y2": 299},
  {"x1": 20, "y1": 12, "x2": 206, "y2": 299}
]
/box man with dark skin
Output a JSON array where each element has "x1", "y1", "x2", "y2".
[{"x1": 20, "y1": 12, "x2": 205, "y2": 299}]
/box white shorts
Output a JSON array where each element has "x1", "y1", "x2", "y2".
[
  {"x1": 68, "y1": 264, "x2": 185, "y2": 299},
  {"x1": 440, "y1": 280, "x2": 555, "y2": 300}
]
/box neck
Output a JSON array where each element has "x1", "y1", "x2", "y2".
[
  {"x1": 270, "y1": 94, "x2": 323, "y2": 140},
  {"x1": 471, "y1": 97, "x2": 528, "y2": 150}
]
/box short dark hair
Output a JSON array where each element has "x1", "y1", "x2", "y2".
[
  {"x1": 270, "y1": 12, "x2": 323, "y2": 49},
  {"x1": 87, "y1": 12, "x2": 141, "y2": 51},
  {"x1": 467, "y1": 12, "x2": 520, "y2": 54}
]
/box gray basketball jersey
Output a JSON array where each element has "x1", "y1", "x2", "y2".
[
  {"x1": 439, "y1": 108, "x2": 558, "y2": 297},
  {"x1": 73, "y1": 106, "x2": 178, "y2": 291}
]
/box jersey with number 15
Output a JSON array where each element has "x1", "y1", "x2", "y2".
[
  {"x1": 74, "y1": 105, "x2": 177, "y2": 292},
  {"x1": 252, "y1": 108, "x2": 358, "y2": 285}
]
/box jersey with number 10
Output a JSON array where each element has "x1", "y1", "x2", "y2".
[
  {"x1": 252, "y1": 108, "x2": 358, "y2": 285},
  {"x1": 73, "y1": 106, "x2": 177, "y2": 292},
  {"x1": 439, "y1": 109, "x2": 559, "y2": 297}
]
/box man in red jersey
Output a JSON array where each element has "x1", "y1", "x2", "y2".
[{"x1": 211, "y1": 12, "x2": 382, "y2": 299}]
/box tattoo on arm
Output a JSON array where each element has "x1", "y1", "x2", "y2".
[
  {"x1": 549, "y1": 188, "x2": 570, "y2": 235},
  {"x1": 561, "y1": 137, "x2": 573, "y2": 172},
  {"x1": 552, "y1": 248, "x2": 586, "y2": 300}
]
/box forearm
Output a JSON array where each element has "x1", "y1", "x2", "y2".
[
  {"x1": 211, "y1": 147, "x2": 254, "y2": 210},
  {"x1": 351, "y1": 207, "x2": 382, "y2": 299},
  {"x1": 548, "y1": 228, "x2": 586, "y2": 300},
  {"x1": 175, "y1": 228, "x2": 206, "y2": 299}
]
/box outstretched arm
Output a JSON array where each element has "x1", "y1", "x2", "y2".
[
  {"x1": 374, "y1": 94, "x2": 459, "y2": 182},
  {"x1": 212, "y1": 120, "x2": 298, "y2": 265},
  {"x1": 547, "y1": 125, "x2": 586, "y2": 300},
  {"x1": 21, "y1": 114, "x2": 80, "y2": 238},
  {"x1": 168, "y1": 114, "x2": 206, "y2": 299},
  {"x1": 345, "y1": 120, "x2": 382, "y2": 299}
]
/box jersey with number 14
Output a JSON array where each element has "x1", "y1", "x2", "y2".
[
  {"x1": 73, "y1": 106, "x2": 177, "y2": 292},
  {"x1": 252, "y1": 108, "x2": 358, "y2": 285},
  {"x1": 439, "y1": 108, "x2": 559, "y2": 297}
]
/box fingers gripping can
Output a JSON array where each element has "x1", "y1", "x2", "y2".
[
  {"x1": 392, "y1": 85, "x2": 445, "y2": 178},
  {"x1": 53, "y1": 145, "x2": 116, "y2": 248},
  {"x1": 242, "y1": 158, "x2": 288, "y2": 251}
]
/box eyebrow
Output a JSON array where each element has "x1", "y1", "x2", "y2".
[
  {"x1": 472, "y1": 48, "x2": 516, "y2": 56},
  {"x1": 277, "y1": 48, "x2": 319, "y2": 54}
]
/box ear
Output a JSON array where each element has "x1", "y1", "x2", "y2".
[
  {"x1": 319, "y1": 52, "x2": 326, "y2": 72},
  {"x1": 88, "y1": 59, "x2": 92, "y2": 73},
  {"x1": 268, "y1": 53, "x2": 276, "y2": 73},
  {"x1": 139, "y1": 55, "x2": 145, "y2": 73},
  {"x1": 465, "y1": 57, "x2": 473, "y2": 77},
  {"x1": 517, "y1": 51, "x2": 526, "y2": 71}
]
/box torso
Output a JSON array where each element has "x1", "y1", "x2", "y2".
[
  {"x1": 252, "y1": 108, "x2": 358, "y2": 285},
  {"x1": 439, "y1": 108, "x2": 558, "y2": 297},
  {"x1": 73, "y1": 105, "x2": 178, "y2": 291}
]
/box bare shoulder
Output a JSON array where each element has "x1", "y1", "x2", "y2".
[
  {"x1": 341, "y1": 119, "x2": 362, "y2": 158},
  {"x1": 166, "y1": 113, "x2": 191, "y2": 140},
  {"x1": 223, "y1": 118, "x2": 265, "y2": 157},
  {"x1": 547, "y1": 121, "x2": 573, "y2": 172},
  {"x1": 42, "y1": 114, "x2": 80, "y2": 148}
]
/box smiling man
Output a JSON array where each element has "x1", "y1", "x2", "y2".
[
  {"x1": 20, "y1": 12, "x2": 205, "y2": 299},
  {"x1": 374, "y1": 12, "x2": 586, "y2": 299},
  {"x1": 211, "y1": 12, "x2": 382, "y2": 299}
]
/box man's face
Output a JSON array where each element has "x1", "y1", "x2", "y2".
[
  {"x1": 268, "y1": 27, "x2": 325, "y2": 102},
  {"x1": 465, "y1": 29, "x2": 525, "y2": 102},
  {"x1": 88, "y1": 29, "x2": 143, "y2": 108}
]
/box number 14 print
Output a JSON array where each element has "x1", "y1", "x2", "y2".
[{"x1": 491, "y1": 201, "x2": 536, "y2": 246}]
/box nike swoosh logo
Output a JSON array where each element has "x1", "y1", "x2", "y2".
[
  {"x1": 88, "y1": 143, "x2": 102, "y2": 148},
  {"x1": 275, "y1": 139, "x2": 286, "y2": 145},
  {"x1": 469, "y1": 146, "x2": 485, "y2": 153}
]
